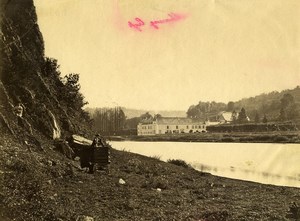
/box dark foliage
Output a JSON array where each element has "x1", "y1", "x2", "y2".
[
  {"x1": 0, "y1": 0, "x2": 91, "y2": 138},
  {"x1": 140, "y1": 112, "x2": 154, "y2": 120},
  {"x1": 187, "y1": 101, "x2": 227, "y2": 119},
  {"x1": 237, "y1": 107, "x2": 248, "y2": 123},
  {"x1": 92, "y1": 107, "x2": 126, "y2": 135},
  {"x1": 207, "y1": 122, "x2": 299, "y2": 133},
  {"x1": 125, "y1": 117, "x2": 141, "y2": 129},
  {"x1": 167, "y1": 159, "x2": 191, "y2": 168},
  {"x1": 227, "y1": 101, "x2": 235, "y2": 112}
]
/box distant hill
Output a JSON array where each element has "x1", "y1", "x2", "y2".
[
  {"x1": 85, "y1": 107, "x2": 186, "y2": 119},
  {"x1": 122, "y1": 108, "x2": 186, "y2": 119},
  {"x1": 187, "y1": 86, "x2": 300, "y2": 122},
  {"x1": 231, "y1": 86, "x2": 300, "y2": 121}
]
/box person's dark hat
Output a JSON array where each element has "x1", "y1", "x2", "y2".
[{"x1": 95, "y1": 134, "x2": 100, "y2": 137}]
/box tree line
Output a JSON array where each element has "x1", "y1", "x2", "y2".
[
  {"x1": 90, "y1": 109, "x2": 164, "y2": 135},
  {"x1": 92, "y1": 107, "x2": 126, "y2": 135}
]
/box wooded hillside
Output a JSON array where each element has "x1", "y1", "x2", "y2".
[{"x1": 187, "y1": 86, "x2": 300, "y2": 122}]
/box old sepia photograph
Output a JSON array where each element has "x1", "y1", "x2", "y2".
[{"x1": 0, "y1": 0, "x2": 300, "y2": 220}]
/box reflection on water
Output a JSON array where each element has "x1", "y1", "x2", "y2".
[
  {"x1": 111, "y1": 141, "x2": 300, "y2": 188},
  {"x1": 192, "y1": 162, "x2": 300, "y2": 187}
]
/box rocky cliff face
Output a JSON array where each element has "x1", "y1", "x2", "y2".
[{"x1": 0, "y1": 0, "x2": 91, "y2": 140}]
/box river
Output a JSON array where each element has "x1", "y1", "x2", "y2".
[{"x1": 111, "y1": 141, "x2": 300, "y2": 188}]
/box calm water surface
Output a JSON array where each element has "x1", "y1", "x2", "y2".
[{"x1": 111, "y1": 141, "x2": 300, "y2": 188}]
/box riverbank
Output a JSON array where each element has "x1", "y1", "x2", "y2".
[
  {"x1": 109, "y1": 131, "x2": 300, "y2": 143},
  {"x1": 1, "y1": 134, "x2": 300, "y2": 220},
  {"x1": 111, "y1": 141, "x2": 300, "y2": 188}
]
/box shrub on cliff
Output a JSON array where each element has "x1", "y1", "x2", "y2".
[{"x1": 167, "y1": 159, "x2": 191, "y2": 168}]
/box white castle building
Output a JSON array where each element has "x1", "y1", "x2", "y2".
[{"x1": 137, "y1": 117, "x2": 207, "y2": 136}]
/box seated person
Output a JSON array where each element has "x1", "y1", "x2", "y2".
[{"x1": 92, "y1": 134, "x2": 105, "y2": 148}]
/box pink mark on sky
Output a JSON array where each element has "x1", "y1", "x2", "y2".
[
  {"x1": 128, "y1": 18, "x2": 145, "y2": 32},
  {"x1": 128, "y1": 13, "x2": 187, "y2": 32}
]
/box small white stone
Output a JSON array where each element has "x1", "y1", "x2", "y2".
[
  {"x1": 76, "y1": 215, "x2": 94, "y2": 221},
  {"x1": 119, "y1": 178, "x2": 126, "y2": 185}
]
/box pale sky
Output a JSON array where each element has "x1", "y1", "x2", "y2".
[{"x1": 34, "y1": 0, "x2": 300, "y2": 111}]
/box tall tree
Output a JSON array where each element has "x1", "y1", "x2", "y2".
[
  {"x1": 62, "y1": 73, "x2": 88, "y2": 110},
  {"x1": 93, "y1": 107, "x2": 126, "y2": 134},
  {"x1": 187, "y1": 105, "x2": 201, "y2": 118},
  {"x1": 237, "y1": 108, "x2": 248, "y2": 123}
]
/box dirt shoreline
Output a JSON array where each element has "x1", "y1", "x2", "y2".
[{"x1": 1, "y1": 135, "x2": 300, "y2": 220}]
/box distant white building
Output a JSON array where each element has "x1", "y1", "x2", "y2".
[
  {"x1": 218, "y1": 111, "x2": 250, "y2": 124},
  {"x1": 218, "y1": 111, "x2": 235, "y2": 124},
  {"x1": 137, "y1": 117, "x2": 207, "y2": 136}
]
